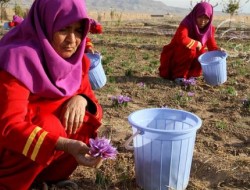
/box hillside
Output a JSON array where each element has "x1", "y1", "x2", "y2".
[
  {"x1": 18, "y1": 0, "x2": 188, "y2": 15},
  {"x1": 85, "y1": 0, "x2": 187, "y2": 14}
]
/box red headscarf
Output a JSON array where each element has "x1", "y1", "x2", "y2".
[{"x1": 180, "y1": 2, "x2": 213, "y2": 45}]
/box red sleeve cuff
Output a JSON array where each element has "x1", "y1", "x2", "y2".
[
  {"x1": 21, "y1": 126, "x2": 60, "y2": 166},
  {"x1": 34, "y1": 133, "x2": 60, "y2": 166}
]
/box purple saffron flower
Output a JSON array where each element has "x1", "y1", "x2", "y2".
[
  {"x1": 117, "y1": 95, "x2": 124, "y2": 104},
  {"x1": 137, "y1": 82, "x2": 146, "y2": 88},
  {"x1": 183, "y1": 78, "x2": 196, "y2": 86},
  {"x1": 187, "y1": 92, "x2": 195, "y2": 97},
  {"x1": 123, "y1": 96, "x2": 132, "y2": 102},
  {"x1": 110, "y1": 96, "x2": 116, "y2": 101},
  {"x1": 89, "y1": 137, "x2": 118, "y2": 159},
  {"x1": 110, "y1": 95, "x2": 132, "y2": 106}
]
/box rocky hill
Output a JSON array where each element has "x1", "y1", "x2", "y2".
[
  {"x1": 19, "y1": 0, "x2": 188, "y2": 15},
  {"x1": 85, "y1": 0, "x2": 187, "y2": 14}
]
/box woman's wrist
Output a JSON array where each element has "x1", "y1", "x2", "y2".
[
  {"x1": 79, "y1": 94, "x2": 97, "y2": 114},
  {"x1": 76, "y1": 95, "x2": 88, "y2": 108},
  {"x1": 56, "y1": 137, "x2": 70, "y2": 152}
]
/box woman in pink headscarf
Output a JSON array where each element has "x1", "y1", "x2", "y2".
[
  {"x1": 85, "y1": 18, "x2": 103, "y2": 54},
  {"x1": 8, "y1": 15, "x2": 24, "y2": 28},
  {"x1": 159, "y1": 2, "x2": 222, "y2": 84},
  {"x1": 0, "y1": 0, "x2": 103, "y2": 189}
]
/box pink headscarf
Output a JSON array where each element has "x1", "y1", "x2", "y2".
[
  {"x1": 0, "y1": 0, "x2": 90, "y2": 98},
  {"x1": 13, "y1": 15, "x2": 24, "y2": 25},
  {"x1": 89, "y1": 19, "x2": 103, "y2": 34},
  {"x1": 180, "y1": 2, "x2": 213, "y2": 45}
]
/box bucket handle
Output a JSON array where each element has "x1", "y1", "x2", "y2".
[{"x1": 124, "y1": 130, "x2": 142, "y2": 150}]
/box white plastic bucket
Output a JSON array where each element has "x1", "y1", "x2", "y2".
[
  {"x1": 125, "y1": 108, "x2": 202, "y2": 190},
  {"x1": 198, "y1": 50, "x2": 228, "y2": 86},
  {"x1": 86, "y1": 53, "x2": 107, "y2": 90}
]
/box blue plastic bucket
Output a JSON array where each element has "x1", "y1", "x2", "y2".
[
  {"x1": 198, "y1": 50, "x2": 228, "y2": 86},
  {"x1": 3, "y1": 22, "x2": 10, "y2": 30},
  {"x1": 126, "y1": 108, "x2": 202, "y2": 190},
  {"x1": 86, "y1": 53, "x2": 107, "y2": 90}
]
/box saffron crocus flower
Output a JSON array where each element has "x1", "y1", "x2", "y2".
[
  {"x1": 117, "y1": 96, "x2": 125, "y2": 104},
  {"x1": 89, "y1": 137, "x2": 118, "y2": 159},
  {"x1": 111, "y1": 95, "x2": 132, "y2": 106},
  {"x1": 120, "y1": 95, "x2": 131, "y2": 103},
  {"x1": 137, "y1": 82, "x2": 146, "y2": 88},
  {"x1": 187, "y1": 92, "x2": 195, "y2": 97},
  {"x1": 183, "y1": 78, "x2": 196, "y2": 86}
]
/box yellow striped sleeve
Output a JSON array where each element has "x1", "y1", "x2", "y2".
[
  {"x1": 31, "y1": 131, "x2": 48, "y2": 161},
  {"x1": 86, "y1": 42, "x2": 93, "y2": 46},
  {"x1": 187, "y1": 39, "x2": 195, "y2": 49},
  {"x1": 22, "y1": 126, "x2": 48, "y2": 161},
  {"x1": 22, "y1": 127, "x2": 41, "y2": 156}
]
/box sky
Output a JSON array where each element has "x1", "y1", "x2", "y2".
[{"x1": 156, "y1": 0, "x2": 250, "y2": 14}]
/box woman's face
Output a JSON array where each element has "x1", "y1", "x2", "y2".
[
  {"x1": 196, "y1": 15, "x2": 210, "y2": 29},
  {"x1": 51, "y1": 21, "x2": 84, "y2": 58}
]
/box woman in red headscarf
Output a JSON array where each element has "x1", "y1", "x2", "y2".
[
  {"x1": 159, "y1": 2, "x2": 222, "y2": 83},
  {"x1": 0, "y1": 0, "x2": 103, "y2": 189}
]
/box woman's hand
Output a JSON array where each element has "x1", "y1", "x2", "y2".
[
  {"x1": 61, "y1": 95, "x2": 87, "y2": 134},
  {"x1": 56, "y1": 137, "x2": 103, "y2": 168},
  {"x1": 196, "y1": 41, "x2": 202, "y2": 51},
  {"x1": 86, "y1": 47, "x2": 100, "y2": 54}
]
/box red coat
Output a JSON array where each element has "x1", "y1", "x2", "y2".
[
  {"x1": 159, "y1": 25, "x2": 219, "y2": 79},
  {"x1": 0, "y1": 54, "x2": 103, "y2": 189},
  {"x1": 86, "y1": 37, "x2": 93, "y2": 51}
]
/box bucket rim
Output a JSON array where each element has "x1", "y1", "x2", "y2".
[
  {"x1": 199, "y1": 50, "x2": 228, "y2": 58},
  {"x1": 128, "y1": 108, "x2": 202, "y2": 134},
  {"x1": 86, "y1": 53, "x2": 102, "y2": 70},
  {"x1": 86, "y1": 52, "x2": 102, "y2": 58},
  {"x1": 200, "y1": 61, "x2": 225, "y2": 66},
  {"x1": 198, "y1": 50, "x2": 228, "y2": 65}
]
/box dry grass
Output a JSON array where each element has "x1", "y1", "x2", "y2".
[{"x1": 88, "y1": 11, "x2": 250, "y2": 27}]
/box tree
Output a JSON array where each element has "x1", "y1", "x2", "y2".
[
  {"x1": 0, "y1": 0, "x2": 10, "y2": 22},
  {"x1": 13, "y1": 3, "x2": 24, "y2": 17},
  {"x1": 222, "y1": 0, "x2": 250, "y2": 27},
  {"x1": 223, "y1": 0, "x2": 240, "y2": 17}
]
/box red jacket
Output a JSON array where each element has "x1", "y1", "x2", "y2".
[
  {"x1": 86, "y1": 37, "x2": 94, "y2": 51},
  {"x1": 0, "y1": 54, "x2": 102, "y2": 167},
  {"x1": 159, "y1": 25, "x2": 219, "y2": 79}
]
